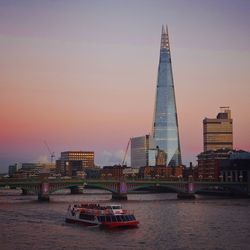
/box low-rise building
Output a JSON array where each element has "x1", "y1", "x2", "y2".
[
  {"x1": 174, "y1": 165, "x2": 184, "y2": 178},
  {"x1": 123, "y1": 167, "x2": 139, "y2": 179},
  {"x1": 11, "y1": 163, "x2": 55, "y2": 178},
  {"x1": 83, "y1": 167, "x2": 101, "y2": 179},
  {"x1": 139, "y1": 165, "x2": 183, "y2": 179},
  {"x1": 101, "y1": 165, "x2": 127, "y2": 179},
  {"x1": 197, "y1": 149, "x2": 232, "y2": 180},
  {"x1": 220, "y1": 150, "x2": 250, "y2": 182},
  {"x1": 197, "y1": 149, "x2": 250, "y2": 181}
]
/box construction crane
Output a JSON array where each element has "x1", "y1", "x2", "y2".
[
  {"x1": 121, "y1": 138, "x2": 131, "y2": 166},
  {"x1": 43, "y1": 140, "x2": 55, "y2": 164}
]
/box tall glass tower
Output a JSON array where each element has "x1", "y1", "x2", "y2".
[{"x1": 152, "y1": 25, "x2": 182, "y2": 166}]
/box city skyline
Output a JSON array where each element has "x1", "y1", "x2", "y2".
[{"x1": 1, "y1": 0, "x2": 250, "y2": 172}]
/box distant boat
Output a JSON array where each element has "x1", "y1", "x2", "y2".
[{"x1": 65, "y1": 203, "x2": 139, "y2": 228}]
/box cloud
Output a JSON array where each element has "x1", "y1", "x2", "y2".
[
  {"x1": 35, "y1": 155, "x2": 49, "y2": 163},
  {"x1": 97, "y1": 150, "x2": 130, "y2": 166}
]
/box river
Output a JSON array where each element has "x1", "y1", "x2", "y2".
[{"x1": 0, "y1": 189, "x2": 249, "y2": 250}]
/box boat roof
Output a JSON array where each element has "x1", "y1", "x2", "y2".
[{"x1": 71, "y1": 203, "x2": 121, "y2": 206}]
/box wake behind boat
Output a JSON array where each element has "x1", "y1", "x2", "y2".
[{"x1": 65, "y1": 203, "x2": 139, "y2": 228}]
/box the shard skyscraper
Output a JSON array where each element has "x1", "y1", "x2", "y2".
[{"x1": 152, "y1": 25, "x2": 182, "y2": 167}]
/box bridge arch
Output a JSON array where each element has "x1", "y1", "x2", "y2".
[
  {"x1": 84, "y1": 183, "x2": 118, "y2": 194},
  {"x1": 194, "y1": 183, "x2": 247, "y2": 195},
  {"x1": 48, "y1": 184, "x2": 116, "y2": 194},
  {"x1": 127, "y1": 183, "x2": 185, "y2": 193}
]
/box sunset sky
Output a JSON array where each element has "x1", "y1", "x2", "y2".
[{"x1": 1, "y1": 0, "x2": 250, "y2": 172}]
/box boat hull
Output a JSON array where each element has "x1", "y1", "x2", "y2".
[
  {"x1": 65, "y1": 218, "x2": 99, "y2": 226},
  {"x1": 101, "y1": 220, "x2": 139, "y2": 228},
  {"x1": 65, "y1": 218, "x2": 139, "y2": 228}
]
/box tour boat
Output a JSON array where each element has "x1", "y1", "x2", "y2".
[{"x1": 65, "y1": 203, "x2": 139, "y2": 228}]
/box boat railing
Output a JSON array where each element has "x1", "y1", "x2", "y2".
[{"x1": 69, "y1": 204, "x2": 135, "y2": 216}]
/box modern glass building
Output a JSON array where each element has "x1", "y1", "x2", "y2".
[
  {"x1": 131, "y1": 135, "x2": 155, "y2": 168},
  {"x1": 152, "y1": 25, "x2": 182, "y2": 166}
]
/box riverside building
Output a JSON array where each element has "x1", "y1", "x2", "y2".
[
  {"x1": 197, "y1": 149, "x2": 250, "y2": 181},
  {"x1": 57, "y1": 151, "x2": 94, "y2": 176}
]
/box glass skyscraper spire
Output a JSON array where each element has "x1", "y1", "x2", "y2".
[{"x1": 152, "y1": 25, "x2": 182, "y2": 166}]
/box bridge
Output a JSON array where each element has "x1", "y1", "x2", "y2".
[{"x1": 0, "y1": 178, "x2": 249, "y2": 201}]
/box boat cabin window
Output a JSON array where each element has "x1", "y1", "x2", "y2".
[
  {"x1": 106, "y1": 205, "x2": 122, "y2": 210},
  {"x1": 111, "y1": 216, "x2": 117, "y2": 222},
  {"x1": 79, "y1": 213, "x2": 95, "y2": 221},
  {"x1": 125, "y1": 215, "x2": 130, "y2": 221},
  {"x1": 128, "y1": 215, "x2": 135, "y2": 221},
  {"x1": 97, "y1": 216, "x2": 105, "y2": 222},
  {"x1": 116, "y1": 215, "x2": 122, "y2": 222},
  {"x1": 110, "y1": 205, "x2": 122, "y2": 209},
  {"x1": 121, "y1": 215, "x2": 127, "y2": 221},
  {"x1": 127, "y1": 215, "x2": 132, "y2": 221}
]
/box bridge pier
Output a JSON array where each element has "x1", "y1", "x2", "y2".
[
  {"x1": 112, "y1": 193, "x2": 128, "y2": 200},
  {"x1": 177, "y1": 182, "x2": 196, "y2": 199},
  {"x1": 38, "y1": 182, "x2": 50, "y2": 202},
  {"x1": 70, "y1": 186, "x2": 83, "y2": 194},
  {"x1": 38, "y1": 193, "x2": 50, "y2": 201},
  {"x1": 177, "y1": 193, "x2": 196, "y2": 199},
  {"x1": 111, "y1": 181, "x2": 128, "y2": 200},
  {"x1": 21, "y1": 188, "x2": 28, "y2": 195}
]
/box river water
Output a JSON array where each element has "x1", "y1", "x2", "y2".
[{"x1": 0, "y1": 189, "x2": 249, "y2": 250}]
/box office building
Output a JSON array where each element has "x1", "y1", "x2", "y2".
[
  {"x1": 131, "y1": 135, "x2": 155, "y2": 168},
  {"x1": 203, "y1": 107, "x2": 233, "y2": 152},
  {"x1": 58, "y1": 151, "x2": 94, "y2": 176},
  {"x1": 152, "y1": 25, "x2": 182, "y2": 167},
  {"x1": 8, "y1": 163, "x2": 20, "y2": 177}
]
